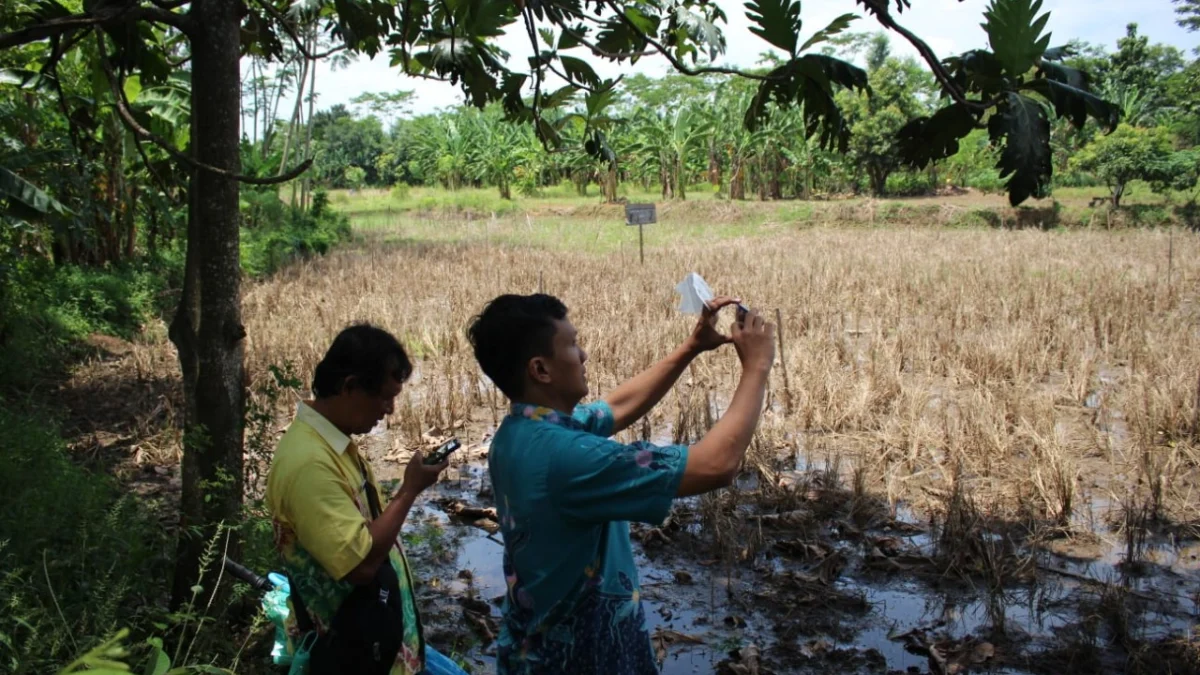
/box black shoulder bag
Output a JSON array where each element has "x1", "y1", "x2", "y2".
[{"x1": 290, "y1": 457, "x2": 422, "y2": 675}]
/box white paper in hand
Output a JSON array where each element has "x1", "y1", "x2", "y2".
[{"x1": 675, "y1": 272, "x2": 715, "y2": 315}]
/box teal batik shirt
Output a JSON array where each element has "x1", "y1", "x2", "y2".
[{"x1": 488, "y1": 401, "x2": 690, "y2": 675}]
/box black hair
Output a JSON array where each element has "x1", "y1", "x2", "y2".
[
  {"x1": 467, "y1": 294, "x2": 568, "y2": 400},
  {"x1": 312, "y1": 323, "x2": 413, "y2": 399}
]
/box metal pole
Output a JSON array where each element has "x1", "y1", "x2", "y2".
[{"x1": 639, "y1": 223, "x2": 644, "y2": 264}]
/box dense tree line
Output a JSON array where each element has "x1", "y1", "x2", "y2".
[{"x1": 300, "y1": 25, "x2": 1199, "y2": 205}]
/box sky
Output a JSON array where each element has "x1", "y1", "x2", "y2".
[{"x1": 249, "y1": 0, "x2": 1200, "y2": 127}]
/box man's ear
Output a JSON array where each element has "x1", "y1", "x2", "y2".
[
  {"x1": 527, "y1": 357, "x2": 552, "y2": 385},
  {"x1": 340, "y1": 374, "x2": 357, "y2": 395}
]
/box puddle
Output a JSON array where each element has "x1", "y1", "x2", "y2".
[{"x1": 373, "y1": 425, "x2": 1200, "y2": 674}]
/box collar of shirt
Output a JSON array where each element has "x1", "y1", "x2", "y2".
[
  {"x1": 509, "y1": 402, "x2": 584, "y2": 430},
  {"x1": 296, "y1": 401, "x2": 354, "y2": 455}
]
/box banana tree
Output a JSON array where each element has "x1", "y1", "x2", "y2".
[
  {"x1": 464, "y1": 107, "x2": 531, "y2": 199},
  {"x1": 410, "y1": 114, "x2": 471, "y2": 190},
  {"x1": 628, "y1": 105, "x2": 702, "y2": 199}
]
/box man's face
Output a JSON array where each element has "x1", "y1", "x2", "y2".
[
  {"x1": 539, "y1": 318, "x2": 589, "y2": 403},
  {"x1": 344, "y1": 375, "x2": 403, "y2": 435}
]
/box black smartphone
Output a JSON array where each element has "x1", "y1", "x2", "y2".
[
  {"x1": 423, "y1": 438, "x2": 461, "y2": 465},
  {"x1": 735, "y1": 302, "x2": 749, "y2": 324}
]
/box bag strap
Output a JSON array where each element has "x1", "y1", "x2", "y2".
[
  {"x1": 289, "y1": 455, "x2": 375, "y2": 636},
  {"x1": 287, "y1": 573, "x2": 316, "y2": 634},
  {"x1": 355, "y1": 454, "x2": 383, "y2": 521}
]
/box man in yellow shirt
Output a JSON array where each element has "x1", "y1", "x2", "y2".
[{"x1": 266, "y1": 323, "x2": 460, "y2": 675}]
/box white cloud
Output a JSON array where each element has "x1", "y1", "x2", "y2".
[{"x1": 256, "y1": 0, "x2": 1198, "y2": 128}]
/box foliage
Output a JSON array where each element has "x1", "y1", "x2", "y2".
[
  {"x1": 1178, "y1": 0, "x2": 1200, "y2": 32},
  {"x1": 0, "y1": 253, "x2": 175, "y2": 387},
  {"x1": 895, "y1": 0, "x2": 1120, "y2": 205},
  {"x1": 240, "y1": 191, "x2": 352, "y2": 277},
  {"x1": 0, "y1": 409, "x2": 173, "y2": 673},
  {"x1": 1070, "y1": 124, "x2": 1189, "y2": 207},
  {"x1": 841, "y1": 46, "x2": 937, "y2": 196}
]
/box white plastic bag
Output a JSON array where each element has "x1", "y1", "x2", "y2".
[{"x1": 675, "y1": 272, "x2": 715, "y2": 315}]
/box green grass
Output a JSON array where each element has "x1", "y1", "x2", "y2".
[
  {"x1": 332, "y1": 181, "x2": 1198, "y2": 255},
  {"x1": 1052, "y1": 180, "x2": 1193, "y2": 206},
  {"x1": 0, "y1": 407, "x2": 174, "y2": 674},
  {"x1": 350, "y1": 209, "x2": 787, "y2": 255},
  {"x1": 328, "y1": 182, "x2": 724, "y2": 218}
]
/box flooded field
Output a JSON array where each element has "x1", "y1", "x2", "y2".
[{"x1": 91, "y1": 217, "x2": 1198, "y2": 674}]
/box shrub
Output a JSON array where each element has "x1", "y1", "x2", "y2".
[{"x1": 0, "y1": 408, "x2": 172, "y2": 673}]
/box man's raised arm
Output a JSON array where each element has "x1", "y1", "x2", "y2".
[{"x1": 603, "y1": 296, "x2": 740, "y2": 433}]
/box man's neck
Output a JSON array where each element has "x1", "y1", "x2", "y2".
[
  {"x1": 308, "y1": 398, "x2": 353, "y2": 437},
  {"x1": 515, "y1": 389, "x2": 579, "y2": 415}
]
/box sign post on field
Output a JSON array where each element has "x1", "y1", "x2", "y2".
[{"x1": 625, "y1": 203, "x2": 656, "y2": 265}]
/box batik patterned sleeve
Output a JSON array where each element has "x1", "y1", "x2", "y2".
[
  {"x1": 571, "y1": 400, "x2": 616, "y2": 437},
  {"x1": 547, "y1": 430, "x2": 689, "y2": 525}
]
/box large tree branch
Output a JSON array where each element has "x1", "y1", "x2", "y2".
[
  {"x1": 857, "y1": 0, "x2": 991, "y2": 112},
  {"x1": 248, "y1": 0, "x2": 347, "y2": 60},
  {"x1": 0, "y1": 4, "x2": 192, "y2": 49},
  {"x1": 559, "y1": 25, "x2": 654, "y2": 60},
  {"x1": 598, "y1": 0, "x2": 775, "y2": 82},
  {"x1": 95, "y1": 32, "x2": 311, "y2": 186}
]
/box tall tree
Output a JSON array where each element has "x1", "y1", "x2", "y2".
[{"x1": 841, "y1": 47, "x2": 936, "y2": 196}]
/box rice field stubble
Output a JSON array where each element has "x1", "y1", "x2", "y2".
[{"x1": 93, "y1": 207, "x2": 1199, "y2": 673}]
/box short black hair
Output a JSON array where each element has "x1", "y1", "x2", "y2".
[
  {"x1": 467, "y1": 294, "x2": 568, "y2": 400},
  {"x1": 312, "y1": 323, "x2": 413, "y2": 399}
]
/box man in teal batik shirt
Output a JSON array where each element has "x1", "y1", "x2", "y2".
[{"x1": 467, "y1": 293, "x2": 777, "y2": 674}]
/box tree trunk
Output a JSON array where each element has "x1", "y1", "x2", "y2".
[
  {"x1": 124, "y1": 183, "x2": 138, "y2": 260},
  {"x1": 675, "y1": 158, "x2": 686, "y2": 201},
  {"x1": 708, "y1": 142, "x2": 720, "y2": 187},
  {"x1": 869, "y1": 166, "x2": 888, "y2": 197},
  {"x1": 1112, "y1": 182, "x2": 1125, "y2": 209},
  {"x1": 169, "y1": 0, "x2": 246, "y2": 608},
  {"x1": 279, "y1": 53, "x2": 309, "y2": 180},
  {"x1": 302, "y1": 30, "x2": 316, "y2": 210},
  {"x1": 730, "y1": 158, "x2": 745, "y2": 201}
]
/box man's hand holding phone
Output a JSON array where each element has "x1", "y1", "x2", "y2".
[
  {"x1": 400, "y1": 439, "x2": 458, "y2": 497},
  {"x1": 732, "y1": 308, "x2": 775, "y2": 374}
]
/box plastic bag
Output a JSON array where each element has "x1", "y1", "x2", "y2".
[
  {"x1": 675, "y1": 272, "x2": 715, "y2": 315},
  {"x1": 262, "y1": 573, "x2": 293, "y2": 666}
]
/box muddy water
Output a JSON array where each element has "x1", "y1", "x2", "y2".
[{"x1": 366, "y1": 431, "x2": 1200, "y2": 675}]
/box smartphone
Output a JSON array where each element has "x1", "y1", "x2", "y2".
[
  {"x1": 423, "y1": 438, "x2": 461, "y2": 465},
  {"x1": 735, "y1": 302, "x2": 749, "y2": 324}
]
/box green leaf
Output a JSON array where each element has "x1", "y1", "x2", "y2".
[
  {"x1": 559, "y1": 56, "x2": 601, "y2": 88},
  {"x1": 595, "y1": 19, "x2": 644, "y2": 60},
  {"x1": 982, "y1": 0, "x2": 1052, "y2": 77},
  {"x1": 0, "y1": 68, "x2": 55, "y2": 94},
  {"x1": 0, "y1": 166, "x2": 71, "y2": 220},
  {"x1": 744, "y1": 0, "x2": 801, "y2": 55},
  {"x1": 896, "y1": 103, "x2": 979, "y2": 169},
  {"x1": 623, "y1": 6, "x2": 658, "y2": 36},
  {"x1": 585, "y1": 87, "x2": 618, "y2": 118},
  {"x1": 540, "y1": 84, "x2": 578, "y2": 109},
  {"x1": 673, "y1": 6, "x2": 724, "y2": 60},
  {"x1": 1041, "y1": 44, "x2": 1073, "y2": 61},
  {"x1": 744, "y1": 54, "x2": 867, "y2": 152},
  {"x1": 537, "y1": 27, "x2": 556, "y2": 48},
  {"x1": 988, "y1": 93, "x2": 1052, "y2": 206},
  {"x1": 798, "y1": 13, "x2": 859, "y2": 53},
  {"x1": 1024, "y1": 78, "x2": 1119, "y2": 131},
  {"x1": 141, "y1": 640, "x2": 169, "y2": 675},
  {"x1": 123, "y1": 75, "x2": 143, "y2": 104},
  {"x1": 1036, "y1": 60, "x2": 1090, "y2": 92},
  {"x1": 557, "y1": 25, "x2": 583, "y2": 51}
]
